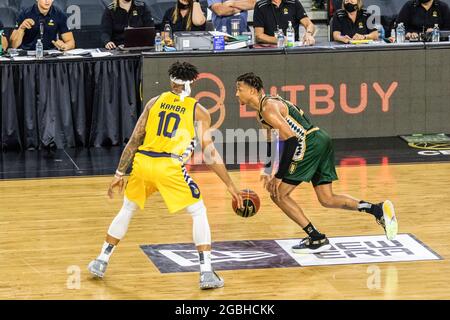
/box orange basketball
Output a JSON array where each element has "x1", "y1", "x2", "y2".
[{"x1": 232, "y1": 189, "x2": 260, "y2": 218}]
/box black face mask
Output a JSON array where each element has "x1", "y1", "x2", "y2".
[
  {"x1": 124, "y1": 0, "x2": 132, "y2": 2},
  {"x1": 178, "y1": 1, "x2": 190, "y2": 10},
  {"x1": 344, "y1": 2, "x2": 358, "y2": 13},
  {"x1": 418, "y1": 0, "x2": 432, "y2": 4}
]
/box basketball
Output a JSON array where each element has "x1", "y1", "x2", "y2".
[{"x1": 232, "y1": 189, "x2": 260, "y2": 218}]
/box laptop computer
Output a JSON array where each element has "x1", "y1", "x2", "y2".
[{"x1": 120, "y1": 27, "x2": 156, "y2": 51}]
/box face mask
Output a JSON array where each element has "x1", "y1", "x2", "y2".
[
  {"x1": 419, "y1": 0, "x2": 431, "y2": 4},
  {"x1": 178, "y1": 1, "x2": 190, "y2": 10},
  {"x1": 344, "y1": 2, "x2": 358, "y2": 13}
]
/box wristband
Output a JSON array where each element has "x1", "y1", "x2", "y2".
[{"x1": 115, "y1": 170, "x2": 125, "y2": 177}]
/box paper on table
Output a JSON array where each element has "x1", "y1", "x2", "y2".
[
  {"x1": 0, "y1": 57, "x2": 10, "y2": 61},
  {"x1": 12, "y1": 56, "x2": 36, "y2": 61},
  {"x1": 90, "y1": 51, "x2": 113, "y2": 58},
  {"x1": 65, "y1": 49, "x2": 91, "y2": 55},
  {"x1": 56, "y1": 55, "x2": 84, "y2": 59}
]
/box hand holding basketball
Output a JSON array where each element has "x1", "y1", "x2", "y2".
[
  {"x1": 232, "y1": 189, "x2": 261, "y2": 218},
  {"x1": 227, "y1": 184, "x2": 243, "y2": 209}
]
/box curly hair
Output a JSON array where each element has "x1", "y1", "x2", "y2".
[
  {"x1": 236, "y1": 73, "x2": 264, "y2": 92},
  {"x1": 168, "y1": 61, "x2": 199, "y2": 82}
]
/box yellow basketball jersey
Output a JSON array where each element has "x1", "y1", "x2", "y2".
[{"x1": 139, "y1": 92, "x2": 197, "y2": 159}]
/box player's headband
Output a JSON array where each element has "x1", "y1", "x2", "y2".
[{"x1": 170, "y1": 76, "x2": 193, "y2": 101}]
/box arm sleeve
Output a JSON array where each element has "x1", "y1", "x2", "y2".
[
  {"x1": 207, "y1": 0, "x2": 222, "y2": 9},
  {"x1": 274, "y1": 136, "x2": 299, "y2": 179},
  {"x1": 58, "y1": 11, "x2": 70, "y2": 34},
  {"x1": 253, "y1": 6, "x2": 265, "y2": 28},
  {"x1": 295, "y1": 0, "x2": 309, "y2": 21},
  {"x1": 442, "y1": 4, "x2": 450, "y2": 30},
  {"x1": 100, "y1": 9, "x2": 113, "y2": 46},
  {"x1": 331, "y1": 13, "x2": 341, "y2": 33},
  {"x1": 143, "y1": 4, "x2": 155, "y2": 27}
]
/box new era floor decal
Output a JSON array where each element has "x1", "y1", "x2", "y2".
[{"x1": 140, "y1": 234, "x2": 442, "y2": 273}]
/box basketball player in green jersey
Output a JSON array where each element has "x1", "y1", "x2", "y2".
[{"x1": 235, "y1": 73, "x2": 398, "y2": 253}]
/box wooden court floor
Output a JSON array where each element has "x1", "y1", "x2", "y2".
[{"x1": 0, "y1": 162, "x2": 449, "y2": 300}]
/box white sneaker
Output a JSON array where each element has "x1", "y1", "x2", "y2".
[
  {"x1": 88, "y1": 259, "x2": 108, "y2": 278},
  {"x1": 199, "y1": 271, "x2": 224, "y2": 290},
  {"x1": 380, "y1": 200, "x2": 398, "y2": 240}
]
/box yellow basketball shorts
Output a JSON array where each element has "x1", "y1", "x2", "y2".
[{"x1": 124, "y1": 152, "x2": 202, "y2": 213}]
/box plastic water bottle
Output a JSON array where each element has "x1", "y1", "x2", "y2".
[
  {"x1": 155, "y1": 32, "x2": 162, "y2": 52},
  {"x1": 164, "y1": 23, "x2": 172, "y2": 41},
  {"x1": 390, "y1": 22, "x2": 396, "y2": 41},
  {"x1": 0, "y1": 30, "x2": 3, "y2": 56},
  {"x1": 277, "y1": 29, "x2": 285, "y2": 48},
  {"x1": 221, "y1": 25, "x2": 228, "y2": 34},
  {"x1": 36, "y1": 39, "x2": 44, "y2": 60},
  {"x1": 286, "y1": 21, "x2": 295, "y2": 47},
  {"x1": 396, "y1": 22, "x2": 405, "y2": 43},
  {"x1": 376, "y1": 24, "x2": 385, "y2": 41},
  {"x1": 432, "y1": 24, "x2": 440, "y2": 42}
]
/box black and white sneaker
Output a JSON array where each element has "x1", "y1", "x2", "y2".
[{"x1": 292, "y1": 236, "x2": 332, "y2": 254}]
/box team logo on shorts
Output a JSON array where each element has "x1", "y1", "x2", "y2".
[
  {"x1": 284, "y1": 8, "x2": 289, "y2": 14},
  {"x1": 359, "y1": 22, "x2": 364, "y2": 29},
  {"x1": 189, "y1": 182, "x2": 201, "y2": 199},
  {"x1": 433, "y1": 11, "x2": 438, "y2": 17}
]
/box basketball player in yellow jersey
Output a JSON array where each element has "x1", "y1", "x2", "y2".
[{"x1": 88, "y1": 62, "x2": 243, "y2": 290}]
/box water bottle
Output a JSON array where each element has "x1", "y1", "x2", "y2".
[
  {"x1": 391, "y1": 22, "x2": 396, "y2": 42},
  {"x1": 0, "y1": 30, "x2": 3, "y2": 56},
  {"x1": 164, "y1": 23, "x2": 172, "y2": 42},
  {"x1": 396, "y1": 22, "x2": 405, "y2": 43},
  {"x1": 221, "y1": 25, "x2": 228, "y2": 34},
  {"x1": 155, "y1": 32, "x2": 162, "y2": 52},
  {"x1": 376, "y1": 24, "x2": 385, "y2": 41},
  {"x1": 36, "y1": 39, "x2": 44, "y2": 60},
  {"x1": 432, "y1": 24, "x2": 440, "y2": 42},
  {"x1": 277, "y1": 29, "x2": 285, "y2": 48},
  {"x1": 286, "y1": 21, "x2": 295, "y2": 47}
]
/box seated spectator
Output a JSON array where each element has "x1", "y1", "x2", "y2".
[
  {"x1": 10, "y1": 0, "x2": 75, "y2": 51},
  {"x1": 397, "y1": 0, "x2": 450, "y2": 41},
  {"x1": 1, "y1": 19, "x2": 8, "y2": 50},
  {"x1": 253, "y1": 0, "x2": 316, "y2": 46},
  {"x1": 332, "y1": 0, "x2": 378, "y2": 43},
  {"x1": 208, "y1": 0, "x2": 256, "y2": 34},
  {"x1": 101, "y1": 0, "x2": 155, "y2": 50},
  {"x1": 162, "y1": 0, "x2": 207, "y2": 43}
]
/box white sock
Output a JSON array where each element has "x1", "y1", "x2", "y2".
[
  {"x1": 97, "y1": 241, "x2": 116, "y2": 263},
  {"x1": 199, "y1": 251, "x2": 212, "y2": 273}
]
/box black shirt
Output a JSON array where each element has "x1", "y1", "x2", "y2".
[
  {"x1": 162, "y1": 6, "x2": 207, "y2": 33},
  {"x1": 253, "y1": 0, "x2": 308, "y2": 41},
  {"x1": 101, "y1": 0, "x2": 155, "y2": 46},
  {"x1": 397, "y1": 0, "x2": 450, "y2": 33},
  {"x1": 15, "y1": 4, "x2": 70, "y2": 50},
  {"x1": 332, "y1": 8, "x2": 377, "y2": 38}
]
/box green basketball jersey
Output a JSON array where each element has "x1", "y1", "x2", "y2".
[{"x1": 258, "y1": 95, "x2": 318, "y2": 161}]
